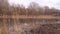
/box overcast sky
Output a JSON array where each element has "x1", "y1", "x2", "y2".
[{"x1": 8, "y1": 0, "x2": 60, "y2": 9}]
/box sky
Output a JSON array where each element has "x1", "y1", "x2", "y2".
[{"x1": 8, "y1": 0, "x2": 60, "y2": 9}]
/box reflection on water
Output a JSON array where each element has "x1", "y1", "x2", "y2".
[{"x1": 0, "y1": 18, "x2": 60, "y2": 34}]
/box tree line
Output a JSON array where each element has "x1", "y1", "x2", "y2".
[{"x1": 0, "y1": 2, "x2": 60, "y2": 16}]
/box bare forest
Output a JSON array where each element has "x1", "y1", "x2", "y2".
[{"x1": 0, "y1": 0, "x2": 60, "y2": 34}]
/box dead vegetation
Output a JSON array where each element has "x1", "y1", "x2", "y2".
[{"x1": 0, "y1": 0, "x2": 60, "y2": 34}]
